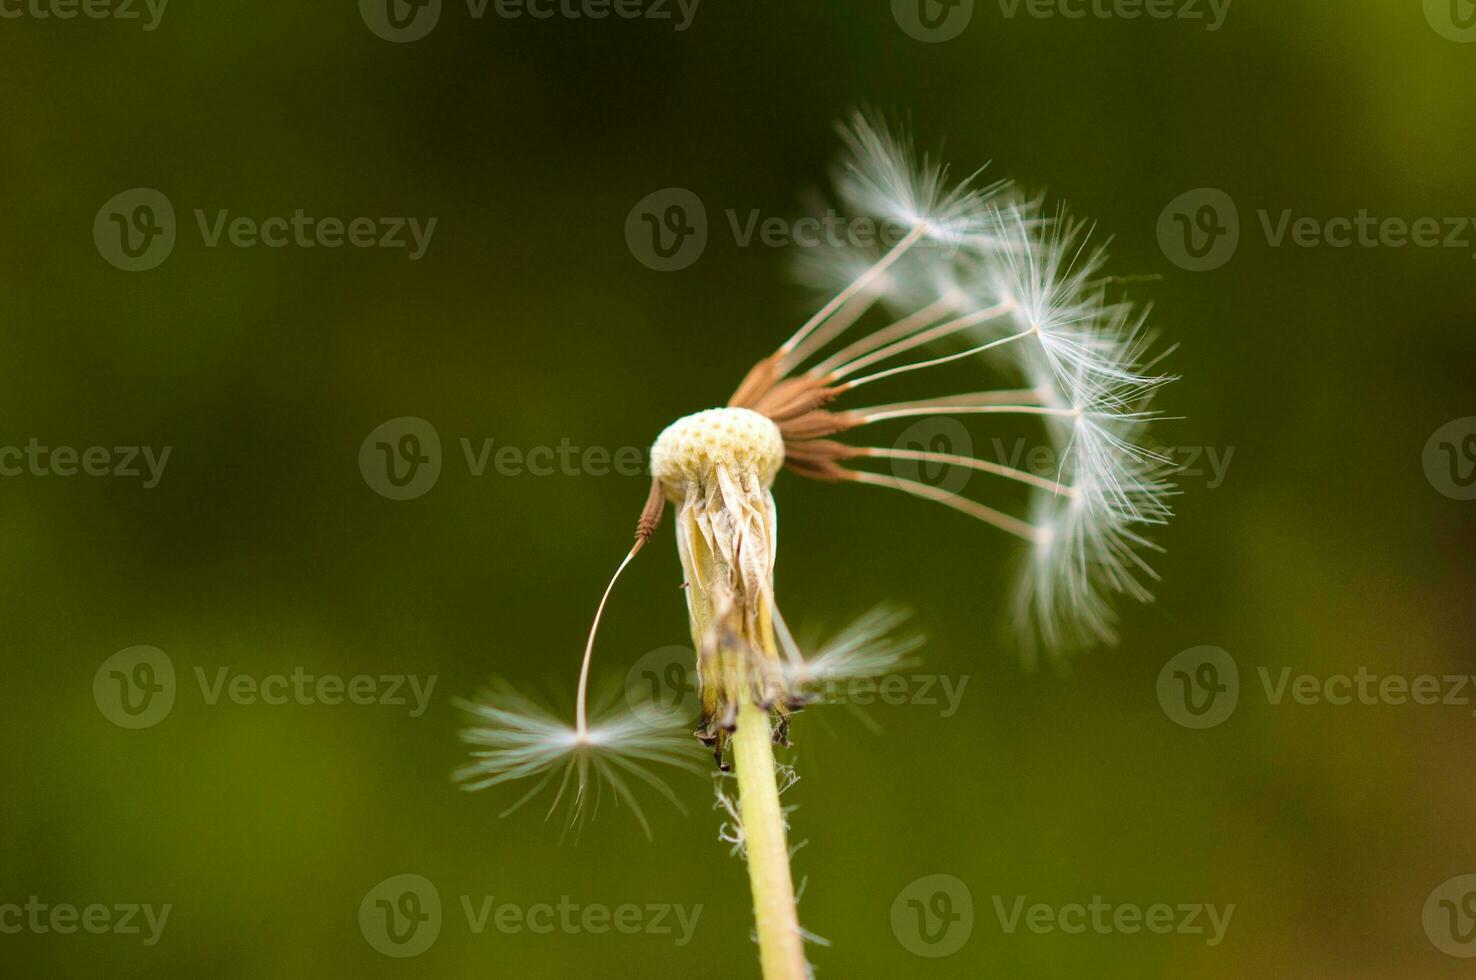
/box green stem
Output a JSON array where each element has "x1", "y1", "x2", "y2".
[{"x1": 733, "y1": 700, "x2": 807, "y2": 979}]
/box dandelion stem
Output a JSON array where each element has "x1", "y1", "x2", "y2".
[
  {"x1": 838, "y1": 325, "x2": 1032, "y2": 391},
  {"x1": 574, "y1": 542, "x2": 644, "y2": 737},
  {"x1": 847, "y1": 388, "x2": 1046, "y2": 412},
  {"x1": 855, "y1": 445, "x2": 1078, "y2": 495},
  {"x1": 733, "y1": 700, "x2": 807, "y2": 979},
  {"x1": 781, "y1": 288, "x2": 882, "y2": 372},
  {"x1": 853, "y1": 403, "x2": 1080, "y2": 424},
  {"x1": 845, "y1": 469, "x2": 1041, "y2": 542},
  {"x1": 777, "y1": 222, "x2": 927, "y2": 370},
  {"x1": 808, "y1": 295, "x2": 958, "y2": 378},
  {"x1": 827, "y1": 300, "x2": 1018, "y2": 382}
]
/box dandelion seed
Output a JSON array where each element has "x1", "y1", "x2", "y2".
[
  {"x1": 777, "y1": 606, "x2": 923, "y2": 702},
  {"x1": 455, "y1": 683, "x2": 703, "y2": 838}
]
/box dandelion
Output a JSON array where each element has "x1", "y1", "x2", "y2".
[{"x1": 458, "y1": 109, "x2": 1176, "y2": 978}]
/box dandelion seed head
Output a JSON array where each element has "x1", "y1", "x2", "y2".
[
  {"x1": 651, "y1": 407, "x2": 786, "y2": 495},
  {"x1": 650, "y1": 405, "x2": 795, "y2": 762}
]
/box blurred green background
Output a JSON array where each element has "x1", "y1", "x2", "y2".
[{"x1": 2, "y1": 2, "x2": 1474, "y2": 977}]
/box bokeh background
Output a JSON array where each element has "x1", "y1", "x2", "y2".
[{"x1": 2, "y1": 2, "x2": 1474, "y2": 977}]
